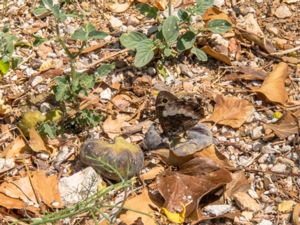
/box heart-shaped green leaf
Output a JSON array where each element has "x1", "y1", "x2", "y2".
[
  {"x1": 134, "y1": 40, "x2": 155, "y2": 67},
  {"x1": 177, "y1": 31, "x2": 196, "y2": 52},
  {"x1": 191, "y1": 47, "x2": 208, "y2": 61},
  {"x1": 162, "y1": 16, "x2": 179, "y2": 43},
  {"x1": 207, "y1": 19, "x2": 231, "y2": 34},
  {"x1": 120, "y1": 32, "x2": 147, "y2": 50}
]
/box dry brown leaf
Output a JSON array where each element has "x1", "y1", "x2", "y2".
[
  {"x1": 28, "y1": 127, "x2": 50, "y2": 153},
  {"x1": 202, "y1": 46, "x2": 231, "y2": 65},
  {"x1": 292, "y1": 203, "x2": 300, "y2": 225},
  {"x1": 107, "y1": 0, "x2": 134, "y2": 12},
  {"x1": 223, "y1": 171, "x2": 250, "y2": 200},
  {"x1": 203, "y1": 7, "x2": 232, "y2": 24},
  {"x1": 206, "y1": 95, "x2": 255, "y2": 128},
  {"x1": 102, "y1": 115, "x2": 131, "y2": 139},
  {"x1": 264, "y1": 111, "x2": 299, "y2": 139},
  {"x1": 226, "y1": 67, "x2": 267, "y2": 81},
  {"x1": 253, "y1": 63, "x2": 289, "y2": 105},
  {"x1": 0, "y1": 98, "x2": 11, "y2": 116},
  {"x1": 0, "y1": 193, "x2": 38, "y2": 213},
  {"x1": 157, "y1": 156, "x2": 232, "y2": 221},
  {"x1": 119, "y1": 188, "x2": 157, "y2": 225},
  {"x1": 140, "y1": 165, "x2": 164, "y2": 181},
  {"x1": 31, "y1": 170, "x2": 64, "y2": 208},
  {"x1": 137, "y1": 0, "x2": 168, "y2": 10},
  {"x1": 1, "y1": 136, "x2": 26, "y2": 158}
]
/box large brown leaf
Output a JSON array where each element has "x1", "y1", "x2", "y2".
[
  {"x1": 156, "y1": 156, "x2": 232, "y2": 222},
  {"x1": 253, "y1": 62, "x2": 289, "y2": 105},
  {"x1": 206, "y1": 95, "x2": 255, "y2": 128},
  {"x1": 264, "y1": 111, "x2": 299, "y2": 139}
]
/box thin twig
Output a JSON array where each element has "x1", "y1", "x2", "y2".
[{"x1": 270, "y1": 45, "x2": 300, "y2": 56}]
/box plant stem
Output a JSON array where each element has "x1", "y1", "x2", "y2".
[{"x1": 168, "y1": 0, "x2": 172, "y2": 16}]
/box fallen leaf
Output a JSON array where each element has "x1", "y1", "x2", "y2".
[
  {"x1": 253, "y1": 62, "x2": 289, "y2": 104},
  {"x1": 156, "y1": 156, "x2": 232, "y2": 222},
  {"x1": 224, "y1": 171, "x2": 250, "y2": 200},
  {"x1": 206, "y1": 95, "x2": 255, "y2": 128},
  {"x1": 1, "y1": 136, "x2": 26, "y2": 158},
  {"x1": 0, "y1": 193, "x2": 38, "y2": 213},
  {"x1": 202, "y1": 45, "x2": 231, "y2": 65},
  {"x1": 0, "y1": 98, "x2": 11, "y2": 116},
  {"x1": 107, "y1": 0, "x2": 134, "y2": 12},
  {"x1": 264, "y1": 111, "x2": 299, "y2": 139},
  {"x1": 119, "y1": 188, "x2": 157, "y2": 225},
  {"x1": 137, "y1": 0, "x2": 168, "y2": 10},
  {"x1": 226, "y1": 67, "x2": 267, "y2": 81},
  {"x1": 103, "y1": 115, "x2": 131, "y2": 139},
  {"x1": 233, "y1": 192, "x2": 261, "y2": 212},
  {"x1": 292, "y1": 203, "x2": 300, "y2": 225},
  {"x1": 278, "y1": 200, "x2": 296, "y2": 213},
  {"x1": 31, "y1": 170, "x2": 64, "y2": 208},
  {"x1": 28, "y1": 127, "x2": 50, "y2": 153},
  {"x1": 140, "y1": 165, "x2": 164, "y2": 181},
  {"x1": 236, "y1": 13, "x2": 263, "y2": 37},
  {"x1": 203, "y1": 7, "x2": 232, "y2": 24}
]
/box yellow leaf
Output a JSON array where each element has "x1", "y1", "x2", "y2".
[
  {"x1": 278, "y1": 200, "x2": 295, "y2": 213},
  {"x1": 162, "y1": 204, "x2": 186, "y2": 224}
]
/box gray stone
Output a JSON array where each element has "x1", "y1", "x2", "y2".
[
  {"x1": 251, "y1": 126, "x2": 263, "y2": 139},
  {"x1": 271, "y1": 163, "x2": 287, "y2": 173},
  {"x1": 275, "y1": 5, "x2": 292, "y2": 19},
  {"x1": 203, "y1": 204, "x2": 233, "y2": 216},
  {"x1": 109, "y1": 16, "x2": 123, "y2": 29},
  {"x1": 258, "y1": 219, "x2": 273, "y2": 225}
]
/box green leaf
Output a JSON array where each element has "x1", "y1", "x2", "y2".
[
  {"x1": 11, "y1": 57, "x2": 22, "y2": 69},
  {"x1": 32, "y1": 6, "x2": 48, "y2": 16},
  {"x1": 88, "y1": 30, "x2": 108, "y2": 40},
  {"x1": 0, "y1": 60, "x2": 9, "y2": 75},
  {"x1": 162, "y1": 16, "x2": 179, "y2": 43},
  {"x1": 207, "y1": 19, "x2": 231, "y2": 34},
  {"x1": 191, "y1": 47, "x2": 207, "y2": 61},
  {"x1": 54, "y1": 76, "x2": 70, "y2": 101},
  {"x1": 71, "y1": 28, "x2": 87, "y2": 41},
  {"x1": 33, "y1": 35, "x2": 47, "y2": 46},
  {"x1": 136, "y1": 3, "x2": 158, "y2": 18},
  {"x1": 79, "y1": 74, "x2": 95, "y2": 89},
  {"x1": 195, "y1": 0, "x2": 214, "y2": 15},
  {"x1": 177, "y1": 9, "x2": 191, "y2": 23},
  {"x1": 163, "y1": 48, "x2": 172, "y2": 57},
  {"x1": 38, "y1": 122, "x2": 57, "y2": 139},
  {"x1": 134, "y1": 40, "x2": 155, "y2": 67},
  {"x1": 96, "y1": 63, "x2": 115, "y2": 77},
  {"x1": 120, "y1": 32, "x2": 147, "y2": 50},
  {"x1": 177, "y1": 31, "x2": 196, "y2": 52}
]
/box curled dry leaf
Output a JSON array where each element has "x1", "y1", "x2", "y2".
[
  {"x1": 106, "y1": 0, "x2": 134, "y2": 13},
  {"x1": 28, "y1": 127, "x2": 51, "y2": 153},
  {"x1": 137, "y1": 0, "x2": 168, "y2": 10},
  {"x1": 292, "y1": 203, "x2": 300, "y2": 225},
  {"x1": 206, "y1": 95, "x2": 255, "y2": 128},
  {"x1": 202, "y1": 46, "x2": 231, "y2": 65},
  {"x1": 253, "y1": 62, "x2": 289, "y2": 105},
  {"x1": 119, "y1": 188, "x2": 157, "y2": 225},
  {"x1": 264, "y1": 111, "x2": 299, "y2": 139},
  {"x1": 203, "y1": 7, "x2": 232, "y2": 24},
  {"x1": 1, "y1": 136, "x2": 26, "y2": 158},
  {"x1": 156, "y1": 156, "x2": 232, "y2": 222},
  {"x1": 0, "y1": 170, "x2": 63, "y2": 213},
  {"x1": 102, "y1": 114, "x2": 130, "y2": 139}
]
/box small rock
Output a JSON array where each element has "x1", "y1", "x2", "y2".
[
  {"x1": 59, "y1": 167, "x2": 104, "y2": 205},
  {"x1": 203, "y1": 204, "x2": 233, "y2": 216},
  {"x1": 271, "y1": 163, "x2": 287, "y2": 173},
  {"x1": 214, "y1": 0, "x2": 224, "y2": 7},
  {"x1": 109, "y1": 16, "x2": 123, "y2": 29},
  {"x1": 258, "y1": 219, "x2": 273, "y2": 225},
  {"x1": 31, "y1": 76, "x2": 44, "y2": 87},
  {"x1": 147, "y1": 67, "x2": 156, "y2": 75},
  {"x1": 241, "y1": 211, "x2": 253, "y2": 221},
  {"x1": 233, "y1": 192, "x2": 261, "y2": 211},
  {"x1": 274, "y1": 5, "x2": 292, "y2": 19},
  {"x1": 251, "y1": 126, "x2": 263, "y2": 139},
  {"x1": 256, "y1": 0, "x2": 263, "y2": 3},
  {"x1": 100, "y1": 88, "x2": 112, "y2": 101},
  {"x1": 127, "y1": 15, "x2": 140, "y2": 26},
  {"x1": 285, "y1": 0, "x2": 299, "y2": 3},
  {"x1": 0, "y1": 158, "x2": 15, "y2": 173},
  {"x1": 266, "y1": 24, "x2": 279, "y2": 35}
]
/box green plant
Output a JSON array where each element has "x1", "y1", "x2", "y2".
[
  {"x1": 33, "y1": 0, "x2": 115, "y2": 134},
  {"x1": 0, "y1": 27, "x2": 21, "y2": 76},
  {"x1": 120, "y1": 1, "x2": 231, "y2": 67}
]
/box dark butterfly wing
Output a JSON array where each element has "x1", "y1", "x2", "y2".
[{"x1": 155, "y1": 91, "x2": 204, "y2": 136}]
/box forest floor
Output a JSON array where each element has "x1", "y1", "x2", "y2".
[{"x1": 0, "y1": 0, "x2": 299, "y2": 224}]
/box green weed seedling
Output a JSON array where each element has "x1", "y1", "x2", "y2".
[
  {"x1": 120, "y1": 0, "x2": 231, "y2": 67},
  {"x1": 33, "y1": 0, "x2": 115, "y2": 135}
]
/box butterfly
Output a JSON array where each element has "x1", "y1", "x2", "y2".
[{"x1": 155, "y1": 91, "x2": 204, "y2": 136}]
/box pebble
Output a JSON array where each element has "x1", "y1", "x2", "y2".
[
  {"x1": 109, "y1": 16, "x2": 123, "y2": 29},
  {"x1": 100, "y1": 88, "x2": 112, "y2": 101},
  {"x1": 214, "y1": 0, "x2": 224, "y2": 7},
  {"x1": 251, "y1": 126, "x2": 263, "y2": 140},
  {"x1": 233, "y1": 192, "x2": 261, "y2": 211},
  {"x1": 147, "y1": 67, "x2": 156, "y2": 75},
  {"x1": 252, "y1": 141, "x2": 263, "y2": 151},
  {"x1": 258, "y1": 219, "x2": 273, "y2": 225},
  {"x1": 127, "y1": 15, "x2": 140, "y2": 26},
  {"x1": 31, "y1": 76, "x2": 44, "y2": 87},
  {"x1": 286, "y1": 0, "x2": 299, "y2": 3},
  {"x1": 274, "y1": 5, "x2": 292, "y2": 19},
  {"x1": 271, "y1": 163, "x2": 287, "y2": 173},
  {"x1": 203, "y1": 204, "x2": 233, "y2": 216},
  {"x1": 256, "y1": 0, "x2": 263, "y2": 3}
]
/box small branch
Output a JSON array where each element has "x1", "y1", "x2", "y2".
[{"x1": 270, "y1": 45, "x2": 300, "y2": 56}]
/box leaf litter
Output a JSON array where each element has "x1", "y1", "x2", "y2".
[{"x1": 0, "y1": 0, "x2": 300, "y2": 224}]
